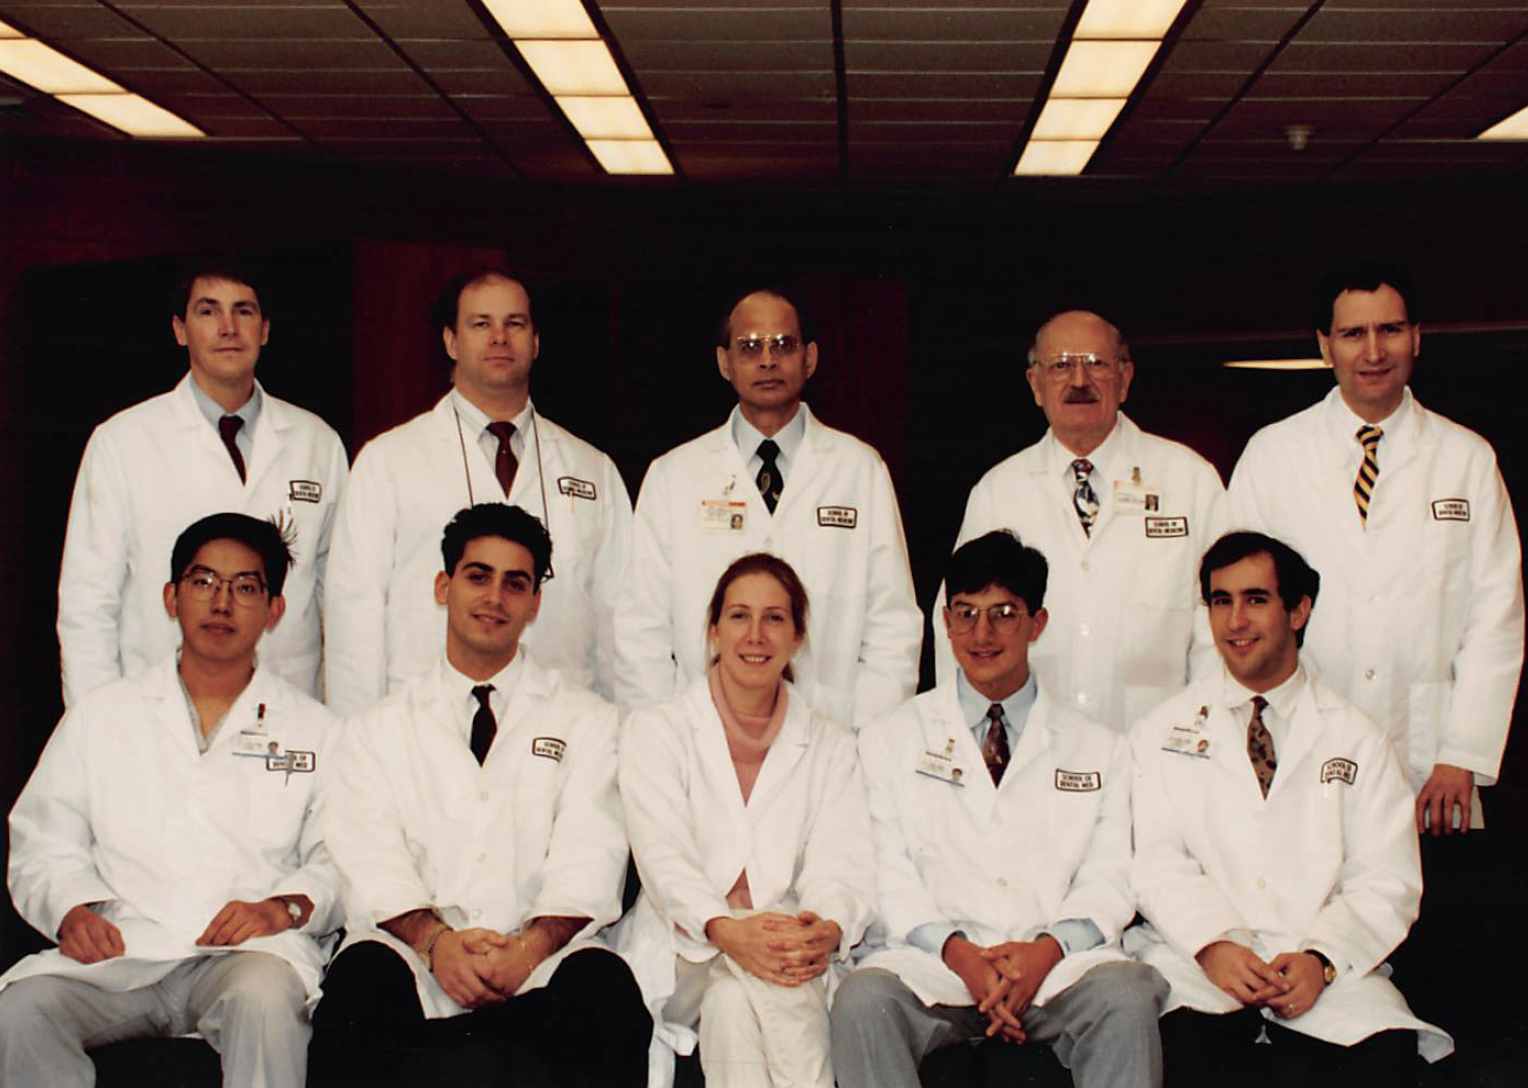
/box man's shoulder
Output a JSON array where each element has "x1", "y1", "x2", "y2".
[
  {"x1": 258, "y1": 668, "x2": 340, "y2": 731},
  {"x1": 1126, "y1": 421, "x2": 1222, "y2": 481},
  {"x1": 1410, "y1": 397, "x2": 1501, "y2": 463},
  {"x1": 648, "y1": 419, "x2": 729, "y2": 469},
  {"x1": 1241, "y1": 398, "x2": 1327, "y2": 455},
  {"x1": 352, "y1": 402, "x2": 444, "y2": 465},
  {"x1": 87, "y1": 386, "x2": 183, "y2": 446},
  {"x1": 803, "y1": 412, "x2": 890, "y2": 467},
  {"x1": 1304, "y1": 670, "x2": 1388, "y2": 745},
  {"x1": 1127, "y1": 683, "x2": 1205, "y2": 744},
  {"x1": 532, "y1": 410, "x2": 620, "y2": 471},
  {"x1": 969, "y1": 437, "x2": 1048, "y2": 493},
  {"x1": 262, "y1": 390, "x2": 345, "y2": 450}
]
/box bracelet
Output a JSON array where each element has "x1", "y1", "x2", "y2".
[{"x1": 420, "y1": 923, "x2": 452, "y2": 967}]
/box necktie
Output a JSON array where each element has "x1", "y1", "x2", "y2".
[
  {"x1": 488, "y1": 421, "x2": 518, "y2": 498},
  {"x1": 217, "y1": 415, "x2": 246, "y2": 484},
  {"x1": 1246, "y1": 695, "x2": 1276, "y2": 798},
  {"x1": 982, "y1": 703, "x2": 1010, "y2": 786},
  {"x1": 1354, "y1": 425, "x2": 1383, "y2": 526},
  {"x1": 756, "y1": 439, "x2": 782, "y2": 513},
  {"x1": 1070, "y1": 459, "x2": 1099, "y2": 537},
  {"x1": 470, "y1": 684, "x2": 497, "y2": 765}
]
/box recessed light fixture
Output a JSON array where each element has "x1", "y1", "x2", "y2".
[
  {"x1": 1478, "y1": 103, "x2": 1528, "y2": 140},
  {"x1": 479, "y1": 0, "x2": 597, "y2": 39},
  {"x1": 1223, "y1": 359, "x2": 1328, "y2": 370},
  {"x1": 1029, "y1": 98, "x2": 1127, "y2": 141}
]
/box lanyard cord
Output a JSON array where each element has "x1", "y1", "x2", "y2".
[{"x1": 450, "y1": 398, "x2": 556, "y2": 581}]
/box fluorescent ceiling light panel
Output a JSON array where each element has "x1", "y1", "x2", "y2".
[
  {"x1": 1478, "y1": 104, "x2": 1528, "y2": 140},
  {"x1": 59, "y1": 92, "x2": 204, "y2": 137},
  {"x1": 557, "y1": 95, "x2": 651, "y2": 139},
  {"x1": 1013, "y1": 140, "x2": 1099, "y2": 175},
  {"x1": 481, "y1": 0, "x2": 597, "y2": 39},
  {"x1": 1051, "y1": 40, "x2": 1159, "y2": 98},
  {"x1": 0, "y1": 38, "x2": 123, "y2": 93},
  {"x1": 1223, "y1": 359, "x2": 1328, "y2": 370},
  {"x1": 517, "y1": 39, "x2": 625, "y2": 95},
  {"x1": 586, "y1": 138, "x2": 672, "y2": 175},
  {"x1": 0, "y1": 18, "x2": 23, "y2": 38},
  {"x1": 1030, "y1": 97, "x2": 1126, "y2": 140},
  {"x1": 1075, "y1": 0, "x2": 1190, "y2": 40}
]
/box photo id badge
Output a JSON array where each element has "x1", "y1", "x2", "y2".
[
  {"x1": 1112, "y1": 480, "x2": 1160, "y2": 515},
  {"x1": 916, "y1": 748, "x2": 966, "y2": 786},
  {"x1": 700, "y1": 499, "x2": 748, "y2": 534}
]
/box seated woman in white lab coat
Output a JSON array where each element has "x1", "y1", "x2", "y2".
[{"x1": 614, "y1": 552, "x2": 876, "y2": 1088}]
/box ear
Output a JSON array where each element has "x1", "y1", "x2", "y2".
[
  {"x1": 173, "y1": 315, "x2": 189, "y2": 347},
  {"x1": 803, "y1": 341, "x2": 819, "y2": 381},
  {"x1": 1116, "y1": 360, "x2": 1135, "y2": 404},
  {"x1": 531, "y1": 329, "x2": 541, "y2": 362},
  {"x1": 442, "y1": 326, "x2": 459, "y2": 363},
  {"x1": 1027, "y1": 607, "x2": 1049, "y2": 643},
  {"x1": 263, "y1": 595, "x2": 286, "y2": 632},
  {"x1": 526, "y1": 587, "x2": 543, "y2": 624},
  {"x1": 1025, "y1": 364, "x2": 1044, "y2": 407},
  {"x1": 716, "y1": 344, "x2": 733, "y2": 383},
  {"x1": 1290, "y1": 595, "x2": 1313, "y2": 634},
  {"x1": 259, "y1": 319, "x2": 271, "y2": 347},
  {"x1": 940, "y1": 606, "x2": 953, "y2": 639},
  {"x1": 1316, "y1": 329, "x2": 1333, "y2": 367},
  {"x1": 1410, "y1": 322, "x2": 1421, "y2": 360},
  {"x1": 434, "y1": 570, "x2": 451, "y2": 606},
  {"x1": 163, "y1": 581, "x2": 178, "y2": 620}
]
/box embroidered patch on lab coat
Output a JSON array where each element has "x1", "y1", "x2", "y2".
[
  {"x1": 1320, "y1": 758, "x2": 1357, "y2": 785},
  {"x1": 289, "y1": 480, "x2": 322, "y2": 503},
  {"x1": 1431, "y1": 499, "x2": 1470, "y2": 522},
  {"x1": 1055, "y1": 769, "x2": 1101, "y2": 792},
  {"x1": 1144, "y1": 516, "x2": 1188, "y2": 539},
  {"x1": 558, "y1": 477, "x2": 597, "y2": 501},
  {"x1": 817, "y1": 506, "x2": 858, "y2": 529},
  {"x1": 532, "y1": 736, "x2": 566, "y2": 762},
  {"x1": 266, "y1": 750, "x2": 315, "y2": 773}
]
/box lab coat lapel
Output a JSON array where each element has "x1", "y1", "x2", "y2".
[
  {"x1": 1041, "y1": 433, "x2": 1095, "y2": 552},
  {"x1": 170, "y1": 376, "x2": 246, "y2": 488},
  {"x1": 243, "y1": 384, "x2": 283, "y2": 493},
  {"x1": 704, "y1": 416, "x2": 767, "y2": 529},
  {"x1": 1266, "y1": 678, "x2": 1322, "y2": 802},
  {"x1": 432, "y1": 394, "x2": 500, "y2": 509},
  {"x1": 773, "y1": 405, "x2": 819, "y2": 522},
  {"x1": 686, "y1": 679, "x2": 750, "y2": 823},
  {"x1": 745, "y1": 687, "x2": 810, "y2": 817},
  {"x1": 930, "y1": 681, "x2": 998, "y2": 818},
  {"x1": 148, "y1": 657, "x2": 202, "y2": 758}
]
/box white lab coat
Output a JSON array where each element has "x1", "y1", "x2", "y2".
[
  {"x1": 324, "y1": 396, "x2": 632, "y2": 715},
  {"x1": 615, "y1": 405, "x2": 921, "y2": 727},
  {"x1": 324, "y1": 654, "x2": 626, "y2": 1019},
  {"x1": 1127, "y1": 670, "x2": 1452, "y2": 1061},
  {"x1": 939, "y1": 414, "x2": 1228, "y2": 732},
  {"x1": 1228, "y1": 386, "x2": 1524, "y2": 795},
  {"x1": 57, "y1": 376, "x2": 349, "y2": 704},
  {"x1": 612, "y1": 677, "x2": 875, "y2": 1084},
  {"x1": 853, "y1": 680, "x2": 1135, "y2": 1009},
  {"x1": 3, "y1": 657, "x2": 343, "y2": 1007}
]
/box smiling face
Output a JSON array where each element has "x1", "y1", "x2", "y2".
[
  {"x1": 715, "y1": 292, "x2": 818, "y2": 425},
  {"x1": 434, "y1": 535, "x2": 542, "y2": 678},
  {"x1": 1317, "y1": 283, "x2": 1419, "y2": 424},
  {"x1": 944, "y1": 582, "x2": 1047, "y2": 703},
  {"x1": 1025, "y1": 310, "x2": 1133, "y2": 456},
  {"x1": 709, "y1": 571, "x2": 803, "y2": 697},
  {"x1": 173, "y1": 276, "x2": 268, "y2": 400},
  {"x1": 443, "y1": 275, "x2": 539, "y2": 412},
  {"x1": 163, "y1": 537, "x2": 284, "y2": 671},
  {"x1": 1206, "y1": 552, "x2": 1310, "y2": 693}
]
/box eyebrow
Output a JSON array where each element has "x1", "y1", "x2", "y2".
[
  {"x1": 462, "y1": 561, "x2": 533, "y2": 579},
  {"x1": 187, "y1": 563, "x2": 264, "y2": 579}
]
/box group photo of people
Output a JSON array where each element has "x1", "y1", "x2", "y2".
[{"x1": 0, "y1": 250, "x2": 1520, "y2": 1088}]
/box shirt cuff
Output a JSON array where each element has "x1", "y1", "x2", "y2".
[
  {"x1": 908, "y1": 922, "x2": 963, "y2": 957},
  {"x1": 1040, "y1": 918, "x2": 1104, "y2": 958}
]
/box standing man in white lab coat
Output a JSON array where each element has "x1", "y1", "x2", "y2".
[
  {"x1": 311, "y1": 503, "x2": 647, "y2": 1088},
  {"x1": 615, "y1": 287, "x2": 921, "y2": 727},
  {"x1": 943, "y1": 310, "x2": 1227, "y2": 733},
  {"x1": 1226, "y1": 260, "x2": 1524, "y2": 1043},
  {"x1": 833, "y1": 530, "x2": 1167, "y2": 1088},
  {"x1": 324, "y1": 269, "x2": 632, "y2": 715},
  {"x1": 57, "y1": 260, "x2": 349, "y2": 704},
  {"x1": 1, "y1": 513, "x2": 343, "y2": 1088},
  {"x1": 1130, "y1": 531, "x2": 1450, "y2": 1083}
]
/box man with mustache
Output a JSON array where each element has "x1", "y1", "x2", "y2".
[{"x1": 940, "y1": 310, "x2": 1227, "y2": 733}]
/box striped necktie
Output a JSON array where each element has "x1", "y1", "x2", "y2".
[{"x1": 1354, "y1": 425, "x2": 1382, "y2": 526}]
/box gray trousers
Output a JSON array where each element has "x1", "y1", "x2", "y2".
[
  {"x1": 0, "y1": 951, "x2": 309, "y2": 1088},
  {"x1": 830, "y1": 959, "x2": 1167, "y2": 1088}
]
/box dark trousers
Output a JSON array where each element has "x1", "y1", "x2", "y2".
[
  {"x1": 1161, "y1": 1007, "x2": 1419, "y2": 1088},
  {"x1": 309, "y1": 941, "x2": 650, "y2": 1088}
]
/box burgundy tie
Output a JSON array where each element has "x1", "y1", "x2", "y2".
[
  {"x1": 488, "y1": 421, "x2": 518, "y2": 498},
  {"x1": 982, "y1": 703, "x2": 1010, "y2": 785},
  {"x1": 218, "y1": 415, "x2": 246, "y2": 483}
]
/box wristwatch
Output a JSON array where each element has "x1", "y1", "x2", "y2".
[
  {"x1": 1309, "y1": 950, "x2": 1336, "y2": 986},
  {"x1": 280, "y1": 898, "x2": 302, "y2": 927}
]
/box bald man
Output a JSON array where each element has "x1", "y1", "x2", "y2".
[{"x1": 938, "y1": 311, "x2": 1227, "y2": 732}]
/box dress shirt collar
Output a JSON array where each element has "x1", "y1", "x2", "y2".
[
  {"x1": 732, "y1": 403, "x2": 807, "y2": 475},
  {"x1": 189, "y1": 375, "x2": 261, "y2": 451},
  {"x1": 1046, "y1": 413, "x2": 1124, "y2": 485},
  {"x1": 1221, "y1": 663, "x2": 1306, "y2": 752},
  {"x1": 442, "y1": 653, "x2": 525, "y2": 743},
  {"x1": 956, "y1": 669, "x2": 1038, "y2": 753},
  {"x1": 1324, "y1": 383, "x2": 1414, "y2": 449},
  {"x1": 451, "y1": 387, "x2": 533, "y2": 460}
]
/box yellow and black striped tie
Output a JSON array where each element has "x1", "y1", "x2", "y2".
[{"x1": 1354, "y1": 425, "x2": 1383, "y2": 525}]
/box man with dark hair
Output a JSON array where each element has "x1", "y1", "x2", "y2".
[
  {"x1": 942, "y1": 309, "x2": 1227, "y2": 733},
  {"x1": 313, "y1": 503, "x2": 647, "y2": 1088},
  {"x1": 1130, "y1": 530, "x2": 1450, "y2": 1082},
  {"x1": 2, "y1": 513, "x2": 343, "y2": 1088},
  {"x1": 833, "y1": 530, "x2": 1167, "y2": 1088},
  {"x1": 325, "y1": 269, "x2": 631, "y2": 715},
  {"x1": 57, "y1": 260, "x2": 348, "y2": 705},
  {"x1": 616, "y1": 286, "x2": 921, "y2": 727}
]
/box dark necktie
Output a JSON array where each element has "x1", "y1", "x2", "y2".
[
  {"x1": 1247, "y1": 695, "x2": 1276, "y2": 798},
  {"x1": 470, "y1": 684, "x2": 497, "y2": 765},
  {"x1": 982, "y1": 703, "x2": 1010, "y2": 786},
  {"x1": 218, "y1": 415, "x2": 247, "y2": 483},
  {"x1": 488, "y1": 421, "x2": 518, "y2": 498},
  {"x1": 756, "y1": 439, "x2": 782, "y2": 513},
  {"x1": 1071, "y1": 458, "x2": 1099, "y2": 536},
  {"x1": 1354, "y1": 425, "x2": 1382, "y2": 526}
]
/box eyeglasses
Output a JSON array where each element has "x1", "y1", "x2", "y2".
[
  {"x1": 181, "y1": 569, "x2": 267, "y2": 607},
  {"x1": 1032, "y1": 353, "x2": 1122, "y2": 380},
  {"x1": 733, "y1": 334, "x2": 802, "y2": 358},
  {"x1": 946, "y1": 602, "x2": 1029, "y2": 635}
]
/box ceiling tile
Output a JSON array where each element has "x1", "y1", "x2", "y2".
[{"x1": 112, "y1": 5, "x2": 368, "y2": 39}]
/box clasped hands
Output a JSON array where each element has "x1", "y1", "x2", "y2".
[
  {"x1": 430, "y1": 926, "x2": 546, "y2": 1010},
  {"x1": 943, "y1": 934, "x2": 1062, "y2": 1044},
  {"x1": 1196, "y1": 940, "x2": 1326, "y2": 1021},
  {"x1": 705, "y1": 910, "x2": 842, "y2": 988}
]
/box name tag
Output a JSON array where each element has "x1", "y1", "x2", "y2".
[
  {"x1": 1144, "y1": 516, "x2": 1188, "y2": 539},
  {"x1": 700, "y1": 499, "x2": 747, "y2": 534},
  {"x1": 289, "y1": 480, "x2": 322, "y2": 503},
  {"x1": 1055, "y1": 769, "x2": 1101, "y2": 792},
  {"x1": 817, "y1": 505, "x2": 858, "y2": 529},
  {"x1": 267, "y1": 750, "x2": 315, "y2": 773},
  {"x1": 532, "y1": 736, "x2": 566, "y2": 762},
  {"x1": 558, "y1": 476, "x2": 597, "y2": 501},
  {"x1": 1161, "y1": 705, "x2": 1212, "y2": 758},
  {"x1": 1320, "y1": 757, "x2": 1357, "y2": 785},
  {"x1": 1431, "y1": 499, "x2": 1469, "y2": 522},
  {"x1": 915, "y1": 749, "x2": 965, "y2": 786}
]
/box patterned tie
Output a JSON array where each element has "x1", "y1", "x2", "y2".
[
  {"x1": 982, "y1": 703, "x2": 1010, "y2": 786},
  {"x1": 1246, "y1": 695, "x2": 1276, "y2": 798},
  {"x1": 756, "y1": 439, "x2": 782, "y2": 513},
  {"x1": 1070, "y1": 459, "x2": 1099, "y2": 537},
  {"x1": 488, "y1": 421, "x2": 518, "y2": 498},
  {"x1": 217, "y1": 415, "x2": 246, "y2": 483},
  {"x1": 470, "y1": 684, "x2": 497, "y2": 766},
  {"x1": 1354, "y1": 425, "x2": 1382, "y2": 526}
]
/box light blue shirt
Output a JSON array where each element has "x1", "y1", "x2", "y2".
[
  {"x1": 906, "y1": 670, "x2": 1105, "y2": 960},
  {"x1": 450, "y1": 389, "x2": 531, "y2": 500},
  {"x1": 732, "y1": 406, "x2": 806, "y2": 495},
  {"x1": 188, "y1": 377, "x2": 260, "y2": 466}
]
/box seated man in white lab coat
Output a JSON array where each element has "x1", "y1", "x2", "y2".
[
  {"x1": 0, "y1": 512, "x2": 343, "y2": 1088},
  {"x1": 615, "y1": 286, "x2": 922, "y2": 728},
  {"x1": 57, "y1": 259, "x2": 349, "y2": 705},
  {"x1": 311, "y1": 503, "x2": 648, "y2": 1088},
  {"x1": 1129, "y1": 531, "x2": 1451, "y2": 1085},
  {"x1": 832, "y1": 530, "x2": 1167, "y2": 1088}
]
